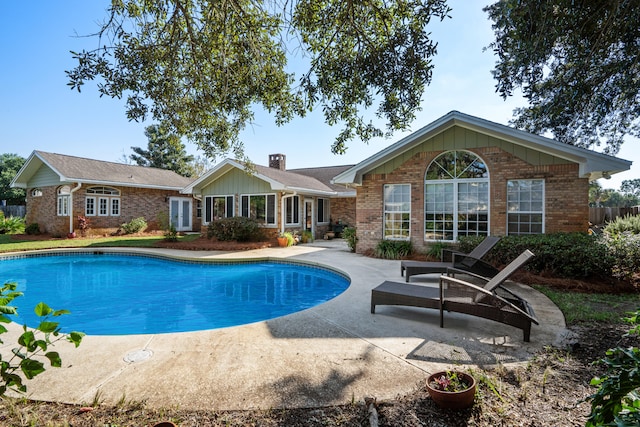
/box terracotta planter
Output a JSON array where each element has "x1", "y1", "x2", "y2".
[
  {"x1": 426, "y1": 371, "x2": 476, "y2": 410},
  {"x1": 67, "y1": 232, "x2": 76, "y2": 239},
  {"x1": 277, "y1": 237, "x2": 289, "y2": 247}
]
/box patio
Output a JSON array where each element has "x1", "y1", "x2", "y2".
[{"x1": 1, "y1": 240, "x2": 567, "y2": 410}]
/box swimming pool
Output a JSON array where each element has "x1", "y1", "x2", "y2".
[{"x1": 0, "y1": 252, "x2": 350, "y2": 335}]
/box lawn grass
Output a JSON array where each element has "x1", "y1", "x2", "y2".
[
  {"x1": 0, "y1": 233, "x2": 201, "y2": 253},
  {"x1": 534, "y1": 285, "x2": 640, "y2": 325}
]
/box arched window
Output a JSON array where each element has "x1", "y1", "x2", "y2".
[
  {"x1": 57, "y1": 185, "x2": 71, "y2": 216},
  {"x1": 86, "y1": 186, "x2": 121, "y2": 217},
  {"x1": 424, "y1": 151, "x2": 489, "y2": 241}
]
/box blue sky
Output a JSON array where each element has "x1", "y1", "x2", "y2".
[{"x1": 1, "y1": 1, "x2": 637, "y2": 189}]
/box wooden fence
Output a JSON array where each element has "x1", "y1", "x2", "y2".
[
  {"x1": 0, "y1": 205, "x2": 25, "y2": 218},
  {"x1": 589, "y1": 206, "x2": 640, "y2": 225}
]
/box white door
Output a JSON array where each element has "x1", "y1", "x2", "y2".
[{"x1": 169, "y1": 197, "x2": 192, "y2": 231}]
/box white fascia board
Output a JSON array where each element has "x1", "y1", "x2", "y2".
[
  {"x1": 10, "y1": 151, "x2": 63, "y2": 188},
  {"x1": 285, "y1": 186, "x2": 337, "y2": 196}
]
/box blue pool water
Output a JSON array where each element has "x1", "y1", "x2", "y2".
[{"x1": 0, "y1": 253, "x2": 350, "y2": 335}]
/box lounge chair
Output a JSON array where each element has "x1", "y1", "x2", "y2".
[
  {"x1": 372, "y1": 249, "x2": 538, "y2": 341},
  {"x1": 400, "y1": 236, "x2": 500, "y2": 282}
]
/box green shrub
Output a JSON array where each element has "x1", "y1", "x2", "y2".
[
  {"x1": 426, "y1": 241, "x2": 450, "y2": 260},
  {"x1": 164, "y1": 224, "x2": 178, "y2": 242},
  {"x1": 120, "y1": 217, "x2": 148, "y2": 234},
  {"x1": 300, "y1": 230, "x2": 314, "y2": 243},
  {"x1": 343, "y1": 227, "x2": 357, "y2": 253},
  {"x1": 586, "y1": 309, "x2": 640, "y2": 426},
  {"x1": 375, "y1": 239, "x2": 413, "y2": 259},
  {"x1": 603, "y1": 232, "x2": 640, "y2": 281},
  {"x1": 604, "y1": 214, "x2": 640, "y2": 237},
  {"x1": 207, "y1": 217, "x2": 265, "y2": 242},
  {"x1": 24, "y1": 223, "x2": 41, "y2": 235},
  {"x1": 460, "y1": 233, "x2": 615, "y2": 279},
  {"x1": 280, "y1": 231, "x2": 295, "y2": 247},
  {"x1": 0, "y1": 215, "x2": 25, "y2": 234}
]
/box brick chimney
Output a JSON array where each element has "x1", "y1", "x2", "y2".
[{"x1": 269, "y1": 154, "x2": 286, "y2": 171}]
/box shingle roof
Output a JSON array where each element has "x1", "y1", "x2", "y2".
[
  {"x1": 288, "y1": 165, "x2": 355, "y2": 194},
  {"x1": 32, "y1": 151, "x2": 193, "y2": 189}
]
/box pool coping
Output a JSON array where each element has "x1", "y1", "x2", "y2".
[{"x1": 0, "y1": 241, "x2": 570, "y2": 410}]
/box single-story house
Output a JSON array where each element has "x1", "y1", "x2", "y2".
[
  {"x1": 11, "y1": 151, "x2": 197, "y2": 236},
  {"x1": 182, "y1": 154, "x2": 356, "y2": 239},
  {"x1": 332, "y1": 111, "x2": 632, "y2": 253},
  {"x1": 12, "y1": 112, "x2": 631, "y2": 247}
]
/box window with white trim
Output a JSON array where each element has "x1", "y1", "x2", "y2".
[
  {"x1": 31, "y1": 188, "x2": 42, "y2": 197},
  {"x1": 204, "y1": 195, "x2": 234, "y2": 223},
  {"x1": 317, "y1": 198, "x2": 329, "y2": 223},
  {"x1": 57, "y1": 186, "x2": 71, "y2": 216},
  {"x1": 85, "y1": 197, "x2": 95, "y2": 216},
  {"x1": 86, "y1": 187, "x2": 120, "y2": 217},
  {"x1": 240, "y1": 194, "x2": 276, "y2": 226},
  {"x1": 284, "y1": 195, "x2": 300, "y2": 225},
  {"x1": 424, "y1": 151, "x2": 489, "y2": 241},
  {"x1": 384, "y1": 184, "x2": 411, "y2": 240},
  {"x1": 196, "y1": 199, "x2": 202, "y2": 218},
  {"x1": 507, "y1": 179, "x2": 544, "y2": 235}
]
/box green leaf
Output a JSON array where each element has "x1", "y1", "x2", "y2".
[
  {"x1": 68, "y1": 331, "x2": 85, "y2": 348},
  {"x1": 34, "y1": 302, "x2": 53, "y2": 317},
  {"x1": 52, "y1": 309, "x2": 71, "y2": 317},
  {"x1": 17, "y1": 331, "x2": 35, "y2": 349},
  {"x1": 44, "y1": 351, "x2": 62, "y2": 368},
  {"x1": 20, "y1": 358, "x2": 45, "y2": 379},
  {"x1": 37, "y1": 321, "x2": 60, "y2": 334}
]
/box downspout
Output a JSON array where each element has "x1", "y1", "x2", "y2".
[{"x1": 69, "y1": 182, "x2": 82, "y2": 234}]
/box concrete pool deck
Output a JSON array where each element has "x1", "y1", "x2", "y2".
[{"x1": 1, "y1": 240, "x2": 569, "y2": 410}]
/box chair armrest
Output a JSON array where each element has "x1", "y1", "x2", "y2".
[{"x1": 439, "y1": 275, "x2": 539, "y2": 324}]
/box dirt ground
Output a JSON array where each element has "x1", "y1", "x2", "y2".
[
  {"x1": 1, "y1": 233, "x2": 638, "y2": 426},
  {"x1": 0, "y1": 321, "x2": 633, "y2": 426}
]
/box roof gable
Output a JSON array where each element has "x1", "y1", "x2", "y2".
[
  {"x1": 332, "y1": 111, "x2": 632, "y2": 184},
  {"x1": 184, "y1": 159, "x2": 355, "y2": 197},
  {"x1": 11, "y1": 151, "x2": 193, "y2": 190}
]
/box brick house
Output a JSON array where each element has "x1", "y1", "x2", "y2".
[
  {"x1": 11, "y1": 151, "x2": 196, "y2": 236},
  {"x1": 331, "y1": 111, "x2": 632, "y2": 254},
  {"x1": 182, "y1": 154, "x2": 356, "y2": 239}
]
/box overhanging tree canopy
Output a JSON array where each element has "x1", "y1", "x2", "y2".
[
  {"x1": 485, "y1": 0, "x2": 640, "y2": 155},
  {"x1": 67, "y1": 0, "x2": 451, "y2": 159}
]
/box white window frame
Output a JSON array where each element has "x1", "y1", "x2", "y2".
[
  {"x1": 383, "y1": 184, "x2": 411, "y2": 240},
  {"x1": 317, "y1": 198, "x2": 330, "y2": 224},
  {"x1": 110, "y1": 198, "x2": 120, "y2": 216},
  {"x1": 57, "y1": 185, "x2": 71, "y2": 216},
  {"x1": 85, "y1": 197, "x2": 96, "y2": 216},
  {"x1": 86, "y1": 187, "x2": 120, "y2": 217},
  {"x1": 284, "y1": 195, "x2": 300, "y2": 226},
  {"x1": 424, "y1": 151, "x2": 490, "y2": 241},
  {"x1": 204, "y1": 195, "x2": 234, "y2": 224},
  {"x1": 240, "y1": 194, "x2": 276, "y2": 226},
  {"x1": 507, "y1": 179, "x2": 545, "y2": 235},
  {"x1": 98, "y1": 197, "x2": 109, "y2": 216}
]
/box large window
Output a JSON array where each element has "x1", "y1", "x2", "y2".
[
  {"x1": 284, "y1": 195, "x2": 300, "y2": 225},
  {"x1": 86, "y1": 187, "x2": 120, "y2": 217},
  {"x1": 507, "y1": 179, "x2": 544, "y2": 235},
  {"x1": 425, "y1": 151, "x2": 489, "y2": 241},
  {"x1": 317, "y1": 198, "x2": 329, "y2": 223},
  {"x1": 384, "y1": 184, "x2": 411, "y2": 240},
  {"x1": 204, "y1": 195, "x2": 234, "y2": 223},
  {"x1": 57, "y1": 185, "x2": 70, "y2": 216},
  {"x1": 240, "y1": 194, "x2": 276, "y2": 226}
]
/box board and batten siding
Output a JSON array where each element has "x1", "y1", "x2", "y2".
[
  {"x1": 28, "y1": 165, "x2": 64, "y2": 188},
  {"x1": 368, "y1": 126, "x2": 571, "y2": 176},
  {"x1": 199, "y1": 168, "x2": 273, "y2": 196}
]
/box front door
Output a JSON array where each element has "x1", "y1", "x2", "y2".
[{"x1": 169, "y1": 197, "x2": 192, "y2": 231}]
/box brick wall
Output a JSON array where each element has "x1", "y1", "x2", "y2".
[
  {"x1": 355, "y1": 147, "x2": 589, "y2": 254},
  {"x1": 26, "y1": 185, "x2": 194, "y2": 236},
  {"x1": 330, "y1": 197, "x2": 356, "y2": 228}
]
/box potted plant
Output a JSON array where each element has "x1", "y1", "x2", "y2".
[
  {"x1": 426, "y1": 370, "x2": 476, "y2": 410},
  {"x1": 277, "y1": 232, "x2": 294, "y2": 247}
]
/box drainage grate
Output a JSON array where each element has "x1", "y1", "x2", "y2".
[{"x1": 124, "y1": 349, "x2": 153, "y2": 363}]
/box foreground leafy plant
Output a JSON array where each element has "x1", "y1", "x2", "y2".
[
  {"x1": 586, "y1": 309, "x2": 640, "y2": 426},
  {"x1": 0, "y1": 282, "x2": 84, "y2": 395}
]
